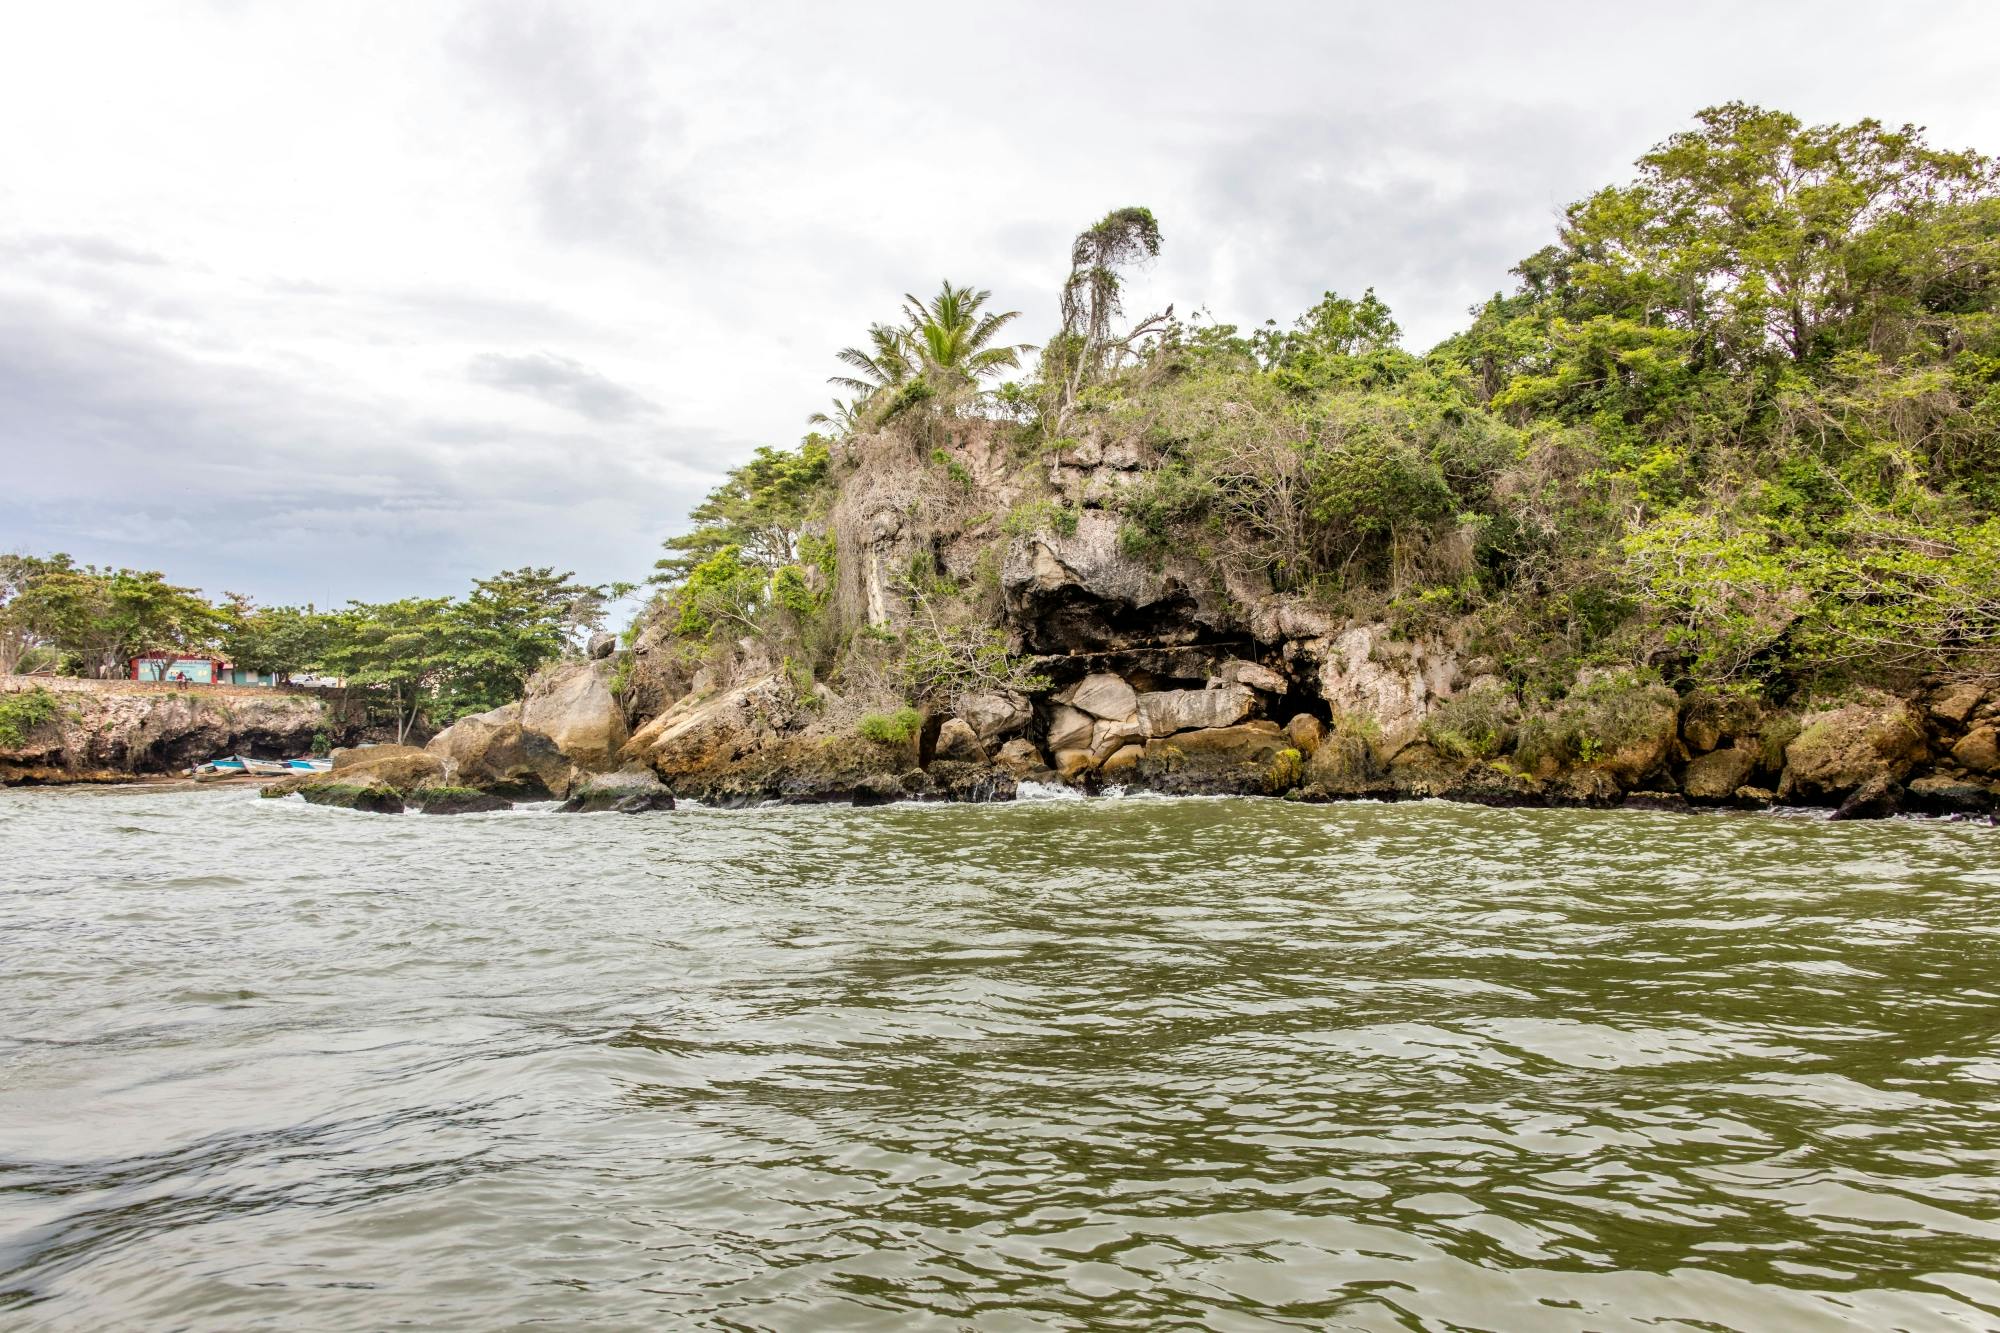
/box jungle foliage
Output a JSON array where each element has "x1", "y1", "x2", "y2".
[{"x1": 649, "y1": 102, "x2": 2000, "y2": 711}]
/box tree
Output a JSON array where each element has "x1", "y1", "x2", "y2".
[
  {"x1": 1047, "y1": 206, "x2": 1168, "y2": 431},
  {"x1": 1554, "y1": 103, "x2": 1998, "y2": 375},
  {"x1": 0, "y1": 554, "x2": 56, "y2": 676},
  {"x1": 449, "y1": 566, "x2": 608, "y2": 713},
  {"x1": 900, "y1": 281, "x2": 1031, "y2": 404},
  {"x1": 807, "y1": 396, "x2": 871, "y2": 435},
  {"x1": 828, "y1": 322, "x2": 920, "y2": 421},
  {"x1": 320, "y1": 599, "x2": 459, "y2": 743},
  {"x1": 655, "y1": 439, "x2": 831, "y2": 585},
  {"x1": 219, "y1": 601, "x2": 335, "y2": 684},
  {"x1": 6, "y1": 560, "x2": 219, "y2": 677}
]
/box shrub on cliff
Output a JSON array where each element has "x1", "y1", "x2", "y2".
[
  {"x1": 857, "y1": 709, "x2": 922, "y2": 746},
  {"x1": 0, "y1": 687, "x2": 60, "y2": 748}
]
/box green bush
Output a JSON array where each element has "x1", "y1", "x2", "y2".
[
  {"x1": 1422, "y1": 685, "x2": 1515, "y2": 760},
  {"x1": 857, "y1": 708, "x2": 922, "y2": 746},
  {"x1": 0, "y1": 688, "x2": 60, "y2": 748}
]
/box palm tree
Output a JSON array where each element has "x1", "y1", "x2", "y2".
[
  {"x1": 807, "y1": 395, "x2": 870, "y2": 434},
  {"x1": 901, "y1": 281, "x2": 1031, "y2": 394},
  {"x1": 829, "y1": 322, "x2": 918, "y2": 398}
]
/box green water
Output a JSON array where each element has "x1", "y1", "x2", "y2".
[{"x1": 1, "y1": 787, "x2": 1997, "y2": 1329}]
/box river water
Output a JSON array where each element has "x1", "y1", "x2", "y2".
[{"x1": 2, "y1": 787, "x2": 1998, "y2": 1330}]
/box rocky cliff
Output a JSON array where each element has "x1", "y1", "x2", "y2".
[
  {"x1": 583, "y1": 426, "x2": 1999, "y2": 819},
  {"x1": 0, "y1": 678, "x2": 358, "y2": 784}
]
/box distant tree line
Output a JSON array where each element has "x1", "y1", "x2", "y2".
[{"x1": 0, "y1": 556, "x2": 630, "y2": 741}]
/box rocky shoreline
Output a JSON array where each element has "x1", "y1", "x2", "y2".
[{"x1": 237, "y1": 649, "x2": 1994, "y2": 822}]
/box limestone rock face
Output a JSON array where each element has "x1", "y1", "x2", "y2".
[
  {"x1": 1683, "y1": 747, "x2": 1757, "y2": 803},
  {"x1": 1779, "y1": 696, "x2": 1928, "y2": 803},
  {"x1": 958, "y1": 689, "x2": 1032, "y2": 744},
  {"x1": 1952, "y1": 726, "x2": 1998, "y2": 774},
  {"x1": 933, "y1": 718, "x2": 987, "y2": 763},
  {"x1": 522, "y1": 659, "x2": 628, "y2": 772},
  {"x1": 1002, "y1": 510, "x2": 1176, "y2": 616},
  {"x1": 1216, "y1": 660, "x2": 1288, "y2": 694},
  {"x1": 1592, "y1": 688, "x2": 1683, "y2": 790},
  {"x1": 1300, "y1": 624, "x2": 1461, "y2": 753},
  {"x1": 0, "y1": 682, "x2": 338, "y2": 783},
  {"x1": 1680, "y1": 690, "x2": 1764, "y2": 754},
  {"x1": 1138, "y1": 685, "x2": 1254, "y2": 737},
  {"x1": 1059, "y1": 672, "x2": 1138, "y2": 722},
  {"x1": 428, "y1": 704, "x2": 575, "y2": 797}
]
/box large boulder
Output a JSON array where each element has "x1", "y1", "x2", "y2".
[
  {"x1": 1090, "y1": 715, "x2": 1143, "y2": 760},
  {"x1": 958, "y1": 689, "x2": 1033, "y2": 744},
  {"x1": 1099, "y1": 743, "x2": 1144, "y2": 781},
  {"x1": 427, "y1": 704, "x2": 574, "y2": 797},
  {"x1": 329, "y1": 744, "x2": 446, "y2": 789},
  {"x1": 1831, "y1": 776, "x2": 1904, "y2": 821},
  {"x1": 1138, "y1": 685, "x2": 1254, "y2": 737},
  {"x1": 1134, "y1": 721, "x2": 1292, "y2": 794},
  {"x1": 1057, "y1": 672, "x2": 1138, "y2": 722},
  {"x1": 1683, "y1": 747, "x2": 1757, "y2": 803},
  {"x1": 1905, "y1": 776, "x2": 1997, "y2": 817},
  {"x1": 299, "y1": 781, "x2": 404, "y2": 815},
  {"x1": 991, "y1": 737, "x2": 1047, "y2": 779},
  {"x1": 561, "y1": 766, "x2": 677, "y2": 814},
  {"x1": 1044, "y1": 704, "x2": 1096, "y2": 753},
  {"x1": 932, "y1": 718, "x2": 987, "y2": 763},
  {"x1": 1928, "y1": 682, "x2": 1986, "y2": 727},
  {"x1": 621, "y1": 675, "x2": 779, "y2": 778},
  {"x1": 413, "y1": 787, "x2": 513, "y2": 815},
  {"x1": 1952, "y1": 726, "x2": 1998, "y2": 774},
  {"x1": 923, "y1": 759, "x2": 1017, "y2": 803},
  {"x1": 1284, "y1": 714, "x2": 1325, "y2": 755},
  {"x1": 1779, "y1": 696, "x2": 1928, "y2": 804},
  {"x1": 1301, "y1": 728, "x2": 1391, "y2": 798},
  {"x1": 521, "y1": 659, "x2": 628, "y2": 772}
]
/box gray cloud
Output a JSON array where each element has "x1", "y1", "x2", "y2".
[
  {"x1": 4, "y1": 0, "x2": 1998, "y2": 614},
  {"x1": 466, "y1": 351, "x2": 658, "y2": 422}
]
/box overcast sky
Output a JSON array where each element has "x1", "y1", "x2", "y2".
[{"x1": 3, "y1": 2, "x2": 1997, "y2": 608}]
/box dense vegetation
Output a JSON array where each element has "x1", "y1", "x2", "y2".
[
  {"x1": 0, "y1": 556, "x2": 624, "y2": 741},
  {"x1": 650, "y1": 104, "x2": 2000, "y2": 718}
]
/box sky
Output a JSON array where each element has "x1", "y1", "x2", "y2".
[{"x1": 3, "y1": 1, "x2": 1998, "y2": 609}]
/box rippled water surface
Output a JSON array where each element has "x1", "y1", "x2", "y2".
[{"x1": 3, "y1": 787, "x2": 1999, "y2": 1329}]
